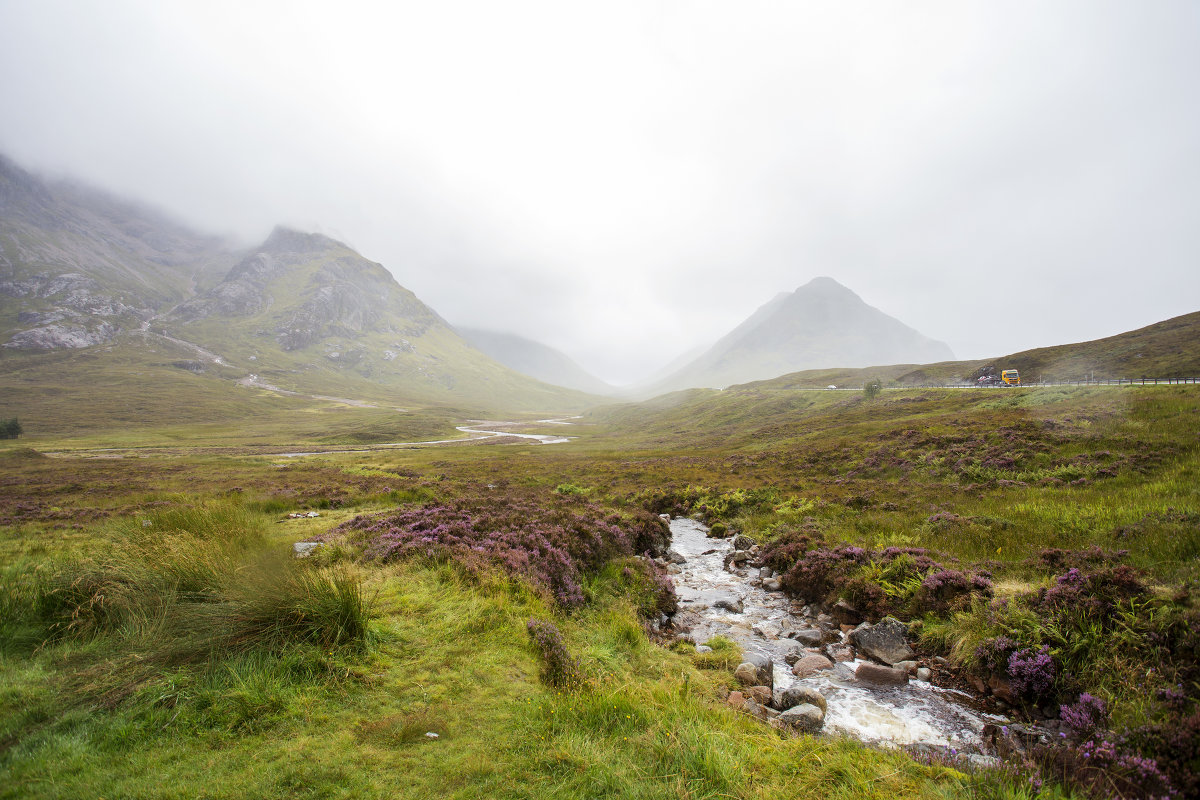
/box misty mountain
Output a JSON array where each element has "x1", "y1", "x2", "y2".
[
  {"x1": 646, "y1": 277, "x2": 954, "y2": 394},
  {"x1": 0, "y1": 154, "x2": 233, "y2": 349},
  {"x1": 455, "y1": 327, "x2": 616, "y2": 395},
  {"x1": 0, "y1": 154, "x2": 593, "y2": 412}
]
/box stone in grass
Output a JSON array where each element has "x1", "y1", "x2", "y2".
[
  {"x1": 293, "y1": 541, "x2": 321, "y2": 557},
  {"x1": 791, "y1": 653, "x2": 834, "y2": 678},
  {"x1": 748, "y1": 685, "x2": 773, "y2": 705},
  {"x1": 777, "y1": 703, "x2": 824, "y2": 732},
  {"x1": 855, "y1": 663, "x2": 909, "y2": 686},
  {"x1": 775, "y1": 686, "x2": 827, "y2": 713},
  {"x1": 848, "y1": 616, "x2": 915, "y2": 666},
  {"x1": 734, "y1": 663, "x2": 759, "y2": 686}
]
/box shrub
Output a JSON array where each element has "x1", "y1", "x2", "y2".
[
  {"x1": 1007, "y1": 645, "x2": 1057, "y2": 699},
  {"x1": 338, "y1": 490, "x2": 667, "y2": 609},
  {"x1": 617, "y1": 558, "x2": 677, "y2": 620},
  {"x1": 1038, "y1": 565, "x2": 1148, "y2": 618},
  {"x1": 780, "y1": 545, "x2": 870, "y2": 603},
  {"x1": 527, "y1": 618, "x2": 584, "y2": 690},
  {"x1": 1060, "y1": 693, "x2": 1109, "y2": 738},
  {"x1": 863, "y1": 379, "x2": 882, "y2": 400}
]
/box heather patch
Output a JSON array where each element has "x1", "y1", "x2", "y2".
[
  {"x1": 526, "y1": 618, "x2": 585, "y2": 690},
  {"x1": 336, "y1": 491, "x2": 670, "y2": 609},
  {"x1": 767, "y1": 536, "x2": 992, "y2": 619}
]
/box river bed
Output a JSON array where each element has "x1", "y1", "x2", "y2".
[{"x1": 667, "y1": 516, "x2": 1006, "y2": 752}]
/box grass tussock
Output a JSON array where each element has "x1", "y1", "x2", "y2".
[{"x1": 3, "y1": 502, "x2": 374, "y2": 663}]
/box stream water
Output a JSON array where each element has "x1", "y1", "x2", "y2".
[{"x1": 668, "y1": 516, "x2": 1005, "y2": 753}]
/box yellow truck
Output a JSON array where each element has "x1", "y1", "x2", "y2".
[{"x1": 1001, "y1": 369, "x2": 1021, "y2": 386}]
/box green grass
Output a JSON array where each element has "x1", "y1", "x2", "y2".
[{"x1": 5, "y1": 382, "x2": 1198, "y2": 797}]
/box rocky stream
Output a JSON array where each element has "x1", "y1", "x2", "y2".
[{"x1": 662, "y1": 515, "x2": 1026, "y2": 765}]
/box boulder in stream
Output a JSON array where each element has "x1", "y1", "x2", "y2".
[
  {"x1": 848, "y1": 616, "x2": 915, "y2": 665},
  {"x1": 777, "y1": 703, "x2": 824, "y2": 733},
  {"x1": 855, "y1": 663, "x2": 909, "y2": 686},
  {"x1": 741, "y1": 652, "x2": 774, "y2": 688},
  {"x1": 732, "y1": 534, "x2": 757, "y2": 550},
  {"x1": 666, "y1": 549, "x2": 687, "y2": 565},
  {"x1": 775, "y1": 686, "x2": 827, "y2": 714},
  {"x1": 791, "y1": 653, "x2": 834, "y2": 678},
  {"x1": 712, "y1": 595, "x2": 744, "y2": 614},
  {"x1": 790, "y1": 628, "x2": 825, "y2": 647},
  {"x1": 723, "y1": 550, "x2": 751, "y2": 570}
]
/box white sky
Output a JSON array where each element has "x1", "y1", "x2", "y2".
[{"x1": 2, "y1": 1, "x2": 1198, "y2": 384}]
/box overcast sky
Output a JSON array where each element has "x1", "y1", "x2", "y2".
[{"x1": 2, "y1": 1, "x2": 1198, "y2": 384}]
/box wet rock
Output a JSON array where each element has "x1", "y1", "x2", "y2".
[
  {"x1": 825, "y1": 644, "x2": 855, "y2": 662},
  {"x1": 742, "y1": 652, "x2": 774, "y2": 688},
  {"x1": 762, "y1": 578, "x2": 782, "y2": 592},
  {"x1": 791, "y1": 653, "x2": 834, "y2": 678},
  {"x1": 839, "y1": 623, "x2": 856, "y2": 634},
  {"x1": 748, "y1": 685, "x2": 773, "y2": 705},
  {"x1": 758, "y1": 567, "x2": 773, "y2": 579},
  {"x1": 666, "y1": 564, "x2": 681, "y2": 575},
  {"x1": 752, "y1": 621, "x2": 783, "y2": 639},
  {"x1": 831, "y1": 600, "x2": 863, "y2": 626},
  {"x1": 894, "y1": 660, "x2": 918, "y2": 674},
  {"x1": 916, "y1": 667, "x2": 932, "y2": 682},
  {"x1": 712, "y1": 595, "x2": 744, "y2": 614},
  {"x1": 816, "y1": 613, "x2": 834, "y2": 626},
  {"x1": 723, "y1": 550, "x2": 751, "y2": 570},
  {"x1": 776, "y1": 686, "x2": 827, "y2": 713},
  {"x1": 855, "y1": 663, "x2": 909, "y2": 686},
  {"x1": 970, "y1": 675, "x2": 988, "y2": 694},
  {"x1": 666, "y1": 549, "x2": 687, "y2": 565},
  {"x1": 832, "y1": 662, "x2": 857, "y2": 681},
  {"x1": 732, "y1": 534, "x2": 757, "y2": 550},
  {"x1": 777, "y1": 703, "x2": 824, "y2": 733},
  {"x1": 734, "y1": 663, "x2": 759, "y2": 686},
  {"x1": 848, "y1": 617, "x2": 915, "y2": 665},
  {"x1": 659, "y1": 514, "x2": 671, "y2": 521},
  {"x1": 740, "y1": 698, "x2": 779, "y2": 722},
  {"x1": 791, "y1": 628, "x2": 824, "y2": 648},
  {"x1": 783, "y1": 645, "x2": 802, "y2": 666}
]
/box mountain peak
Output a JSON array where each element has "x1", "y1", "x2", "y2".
[
  {"x1": 261, "y1": 226, "x2": 344, "y2": 255},
  {"x1": 796, "y1": 276, "x2": 856, "y2": 297},
  {"x1": 647, "y1": 277, "x2": 954, "y2": 392}
]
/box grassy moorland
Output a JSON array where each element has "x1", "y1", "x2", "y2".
[{"x1": 1, "y1": 383, "x2": 1198, "y2": 798}]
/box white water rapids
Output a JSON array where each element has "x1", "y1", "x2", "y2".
[{"x1": 668, "y1": 517, "x2": 1005, "y2": 752}]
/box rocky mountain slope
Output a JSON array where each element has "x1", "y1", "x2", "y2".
[
  {"x1": 0, "y1": 154, "x2": 594, "y2": 416},
  {"x1": 644, "y1": 277, "x2": 953, "y2": 394},
  {"x1": 0, "y1": 154, "x2": 232, "y2": 350},
  {"x1": 456, "y1": 326, "x2": 616, "y2": 395}
]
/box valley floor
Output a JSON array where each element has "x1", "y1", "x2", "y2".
[{"x1": 2, "y1": 385, "x2": 1197, "y2": 799}]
